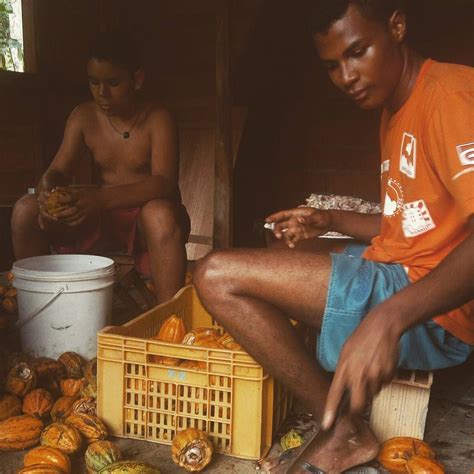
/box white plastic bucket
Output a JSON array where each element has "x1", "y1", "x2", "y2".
[{"x1": 12, "y1": 254, "x2": 116, "y2": 359}]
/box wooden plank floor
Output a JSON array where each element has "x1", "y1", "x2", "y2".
[{"x1": 1, "y1": 271, "x2": 473, "y2": 473}]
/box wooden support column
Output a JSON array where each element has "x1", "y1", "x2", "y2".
[{"x1": 214, "y1": 0, "x2": 233, "y2": 249}]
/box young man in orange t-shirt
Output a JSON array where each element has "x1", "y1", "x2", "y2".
[{"x1": 193, "y1": 1, "x2": 474, "y2": 471}]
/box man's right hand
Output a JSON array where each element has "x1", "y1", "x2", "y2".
[{"x1": 265, "y1": 207, "x2": 332, "y2": 248}]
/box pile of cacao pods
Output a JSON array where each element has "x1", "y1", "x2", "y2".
[
  {"x1": 0, "y1": 350, "x2": 161, "y2": 473},
  {"x1": 150, "y1": 314, "x2": 242, "y2": 368},
  {"x1": 378, "y1": 436, "x2": 445, "y2": 473},
  {"x1": 0, "y1": 271, "x2": 18, "y2": 315}
]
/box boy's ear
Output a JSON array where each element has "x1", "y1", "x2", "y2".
[
  {"x1": 133, "y1": 68, "x2": 145, "y2": 91},
  {"x1": 389, "y1": 9, "x2": 407, "y2": 43}
]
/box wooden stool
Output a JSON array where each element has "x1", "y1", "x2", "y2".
[
  {"x1": 110, "y1": 254, "x2": 156, "y2": 312},
  {"x1": 370, "y1": 370, "x2": 433, "y2": 441}
]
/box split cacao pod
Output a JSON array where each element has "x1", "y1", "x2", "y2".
[
  {"x1": 0, "y1": 414, "x2": 44, "y2": 451},
  {"x1": 45, "y1": 187, "x2": 70, "y2": 217},
  {"x1": 6, "y1": 362, "x2": 37, "y2": 397},
  {"x1": 50, "y1": 396, "x2": 77, "y2": 422},
  {"x1": 378, "y1": 437, "x2": 435, "y2": 473},
  {"x1": 99, "y1": 461, "x2": 161, "y2": 473},
  {"x1": 40, "y1": 422, "x2": 82, "y2": 454},
  {"x1": 23, "y1": 445, "x2": 71, "y2": 473},
  {"x1": 171, "y1": 428, "x2": 213, "y2": 472},
  {"x1": 22, "y1": 389, "x2": 54, "y2": 419},
  {"x1": 72, "y1": 396, "x2": 96, "y2": 417},
  {"x1": 85, "y1": 440, "x2": 122, "y2": 473},
  {"x1": 406, "y1": 455, "x2": 445, "y2": 473},
  {"x1": 58, "y1": 352, "x2": 84, "y2": 378},
  {"x1": 0, "y1": 392, "x2": 22, "y2": 421},
  {"x1": 65, "y1": 412, "x2": 107, "y2": 443}
]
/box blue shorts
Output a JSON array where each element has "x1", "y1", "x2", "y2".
[{"x1": 317, "y1": 244, "x2": 473, "y2": 372}]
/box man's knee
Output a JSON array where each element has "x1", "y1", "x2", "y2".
[
  {"x1": 194, "y1": 250, "x2": 234, "y2": 301},
  {"x1": 12, "y1": 195, "x2": 39, "y2": 230},
  {"x1": 139, "y1": 199, "x2": 190, "y2": 242}
]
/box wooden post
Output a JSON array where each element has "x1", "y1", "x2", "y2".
[{"x1": 214, "y1": 0, "x2": 233, "y2": 249}]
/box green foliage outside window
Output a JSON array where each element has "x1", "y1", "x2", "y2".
[{"x1": 0, "y1": 0, "x2": 23, "y2": 71}]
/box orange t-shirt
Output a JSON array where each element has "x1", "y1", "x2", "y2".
[{"x1": 363, "y1": 59, "x2": 474, "y2": 344}]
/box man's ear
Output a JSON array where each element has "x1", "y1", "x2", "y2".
[
  {"x1": 133, "y1": 68, "x2": 145, "y2": 91},
  {"x1": 389, "y1": 9, "x2": 407, "y2": 44}
]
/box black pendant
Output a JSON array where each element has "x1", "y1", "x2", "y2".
[{"x1": 123, "y1": 132, "x2": 130, "y2": 139}]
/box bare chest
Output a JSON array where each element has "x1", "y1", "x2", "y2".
[{"x1": 85, "y1": 124, "x2": 151, "y2": 180}]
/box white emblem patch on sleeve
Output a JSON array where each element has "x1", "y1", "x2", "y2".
[{"x1": 402, "y1": 200, "x2": 436, "y2": 237}]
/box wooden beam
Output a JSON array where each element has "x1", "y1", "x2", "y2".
[
  {"x1": 214, "y1": 0, "x2": 233, "y2": 249},
  {"x1": 21, "y1": 0, "x2": 37, "y2": 73}
]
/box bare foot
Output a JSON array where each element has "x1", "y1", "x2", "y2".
[{"x1": 287, "y1": 416, "x2": 379, "y2": 473}]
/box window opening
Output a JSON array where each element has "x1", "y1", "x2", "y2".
[{"x1": 0, "y1": 0, "x2": 24, "y2": 72}]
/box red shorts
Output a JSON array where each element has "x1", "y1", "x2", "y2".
[{"x1": 52, "y1": 208, "x2": 151, "y2": 276}]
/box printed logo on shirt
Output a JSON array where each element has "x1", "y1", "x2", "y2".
[
  {"x1": 456, "y1": 142, "x2": 474, "y2": 166},
  {"x1": 383, "y1": 178, "x2": 404, "y2": 217},
  {"x1": 402, "y1": 200, "x2": 436, "y2": 237},
  {"x1": 400, "y1": 132, "x2": 416, "y2": 179},
  {"x1": 381, "y1": 159, "x2": 390, "y2": 174}
]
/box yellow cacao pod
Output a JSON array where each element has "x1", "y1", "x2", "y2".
[
  {"x1": 0, "y1": 414, "x2": 44, "y2": 451},
  {"x1": 23, "y1": 446, "x2": 71, "y2": 473},
  {"x1": 65, "y1": 412, "x2": 107, "y2": 443},
  {"x1": 171, "y1": 428, "x2": 213, "y2": 472},
  {"x1": 40, "y1": 422, "x2": 82, "y2": 454},
  {"x1": 378, "y1": 437, "x2": 435, "y2": 473}
]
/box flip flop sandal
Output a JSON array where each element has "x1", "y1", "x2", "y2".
[{"x1": 299, "y1": 461, "x2": 325, "y2": 473}]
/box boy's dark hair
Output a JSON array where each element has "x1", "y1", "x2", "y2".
[
  {"x1": 309, "y1": 0, "x2": 405, "y2": 34},
  {"x1": 88, "y1": 31, "x2": 141, "y2": 74}
]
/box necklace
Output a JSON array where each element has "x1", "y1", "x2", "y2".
[{"x1": 108, "y1": 110, "x2": 139, "y2": 139}]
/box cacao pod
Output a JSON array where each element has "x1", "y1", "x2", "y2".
[
  {"x1": 153, "y1": 314, "x2": 186, "y2": 343},
  {"x1": 171, "y1": 428, "x2": 213, "y2": 472},
  {"x1": 23, "y1": 446, "x2": 71, "y2": 473},
  {"x1": 80, "y1": 380, "x2": 97, "y2": 399},
  {"x1": 179, "y1": 360, "x2": 206, "y2": 370},
  {"x1": 85, "y1": 440, "x2": 122, "y2": 473},
  {"x1": 65, "y1": 412, "x2": 107, "y2": 443},
  {"x1": 58, "y1": 352, "x2": 84, "y2": 378},
  {"x1": 0, "y1": 414, "x2": 44, "y2": 451},
  {"x1": 0, "y1": 392, "x2": 22, "y2": 421},
  {"x1": 6, "y1": 362, "x2": 37, "y2": 397},
  {"x1": 99, "y1": 461, "x2": 161, "y2": 473},
  {"x1": 406, "y1": 455, "x2": 445, "y2": 473},
  {"x1": 40, "y1": 422, "x2": 82, "y2": 454},
  {"x1": 18, "y1": 465, "x2": 65, "y2": 474},
  {"x1": 6, "y1": 352, "x2": 31, "y2": 372},
  {"x1": 31, "y1": 357, "x2": 66, "y2": 384},
  {"x1": 378, "y1": 437, "x2": 435, "y2": 473},
  {"x1": 84, "y1": 357, "x2": 97, "y2": 386},
  {"x1": 2, "y1": 296, "x2": 17, "y2": 314},
  {"x1": 22, "y1": 389, "x2": 54, "y2": 419},
  {"x1": 60, "y1": 377, "x2": 85, "y2": 397},
  {"x1": 217, "y1": 333, "x2": 242, "y2": 350},
  {"x1": 182, "y1": 328, "x2": 221, "y2": 345},
  {"x1": 50, "y1": 396, "x2": 77, "y2": 422},
  {"x1": 45, "y1": 187, "x2": 69, "y2": 217}
]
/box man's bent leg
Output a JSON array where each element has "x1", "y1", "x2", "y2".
[
  {"x1": 138, "y1": 199, "x2": 190, "y2": 304},
  {"x1": 193, "y1": 248, "x2": 378, "y2": 473},
  {"x1": 11, "y1": 195, "x2": 51, "y2": 259}
]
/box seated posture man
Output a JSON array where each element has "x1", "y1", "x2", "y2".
[
  {"x1": 193, "y1": 1, "x2": 474, "y2": 472},
  {"x1": 11, "y1": 31, "x2": 190, "y2": 305}
]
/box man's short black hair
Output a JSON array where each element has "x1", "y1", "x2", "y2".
[
  {"x1": 309, "y1": 0, "x2": 406, "y2": 35},
  {"x1": 88, "y1": 31, "x2": 141, "y2": 74}
]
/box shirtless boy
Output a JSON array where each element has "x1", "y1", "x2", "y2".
[
  {"x1": 193, "y1": 1, "x2": 474, "y2": 472},
  {"x1": 11, "y1": 31, "x2": 190, "y2": 304}
]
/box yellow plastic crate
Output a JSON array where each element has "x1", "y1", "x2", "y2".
[{"x1": 97, "y1": 285, "x2": 292, "y2": 460}]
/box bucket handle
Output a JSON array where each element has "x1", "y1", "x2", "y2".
[{"x1": 16, "y1": 287, "x2": 65, "y2": 329}]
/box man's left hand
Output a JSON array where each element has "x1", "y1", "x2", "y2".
[
  {"x1": 54, "y1": 188, "x2": 101, "y2": 227},
  {"x1": 321, "y1": 307, "x2": 401, "y2": 430}
]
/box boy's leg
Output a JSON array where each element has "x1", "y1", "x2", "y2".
[
  {"x1": 11, "y1": 195, "x2": 51, "y2": 259},
  {"x1": 137, "y1": 199, "x2": 191, "y2": 304},
  {"x1": 193, "y1": 248, "x2": 378, "y2": 472}
]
